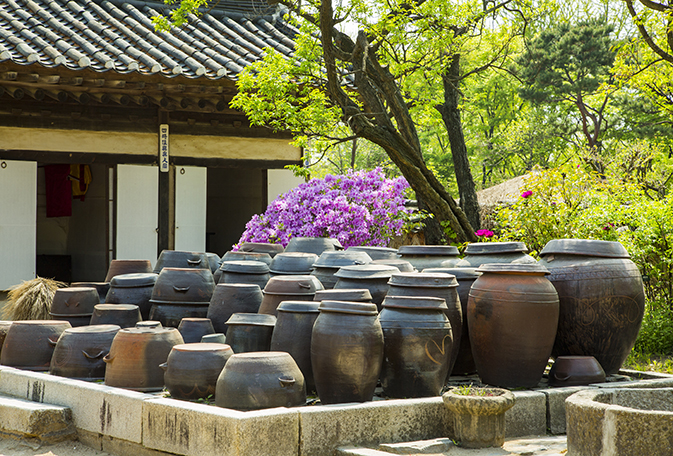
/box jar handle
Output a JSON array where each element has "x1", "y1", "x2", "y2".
[
  {"x1": 64, "y1": 299, "x2": 79, "y2": 307},
  {"x1": 82, "y1": 350, "x2": 106, "y2": 360},
  {"x1": 103, "y1": 354, "x2": 115, "y2": 364},
  {"x1": 187, "y1": 259, "x2": 202, "y2": 266},
  {"x1": 553, "y1": 372, "x2": 571, "y2": 381},
  {"x1": 278, "y1": 376, "x2": 295, "y2": 387},
  {"x1": 297, "y1": 282, "x2": 311, "y2": 289},
  {"x1": 47, "y1": 337, "x2": 59, "y2": 347},
  {"x1": 173, "y1": 286, "x2": 190, "y2": 292},
  {"x1": 159, "y1": 362, "x2": 168, "y2": 371}
]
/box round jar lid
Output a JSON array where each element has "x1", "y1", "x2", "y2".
[
  {"x1": 334, "y1": 264, "x2": 398, "y2": 279},
  {"x1": 219, "y1": 260, "x2": 270, "y2": 274},
  {"x1": 475, "y1": 263, "x2": 550, "y2": 275},
  {"x1": 464, "y1": 242, "x2": 528, "y2": 255},
  {"x1": 314, "y1": 289, "x2": 373, "y2": 302},
  {"x1": 388, "y1": 272, "x2": 458, "y2": 288},
  {"x1": 318, "y1": 300, "x2": 379, "y2": 315},
  {"x1": 109, "y1": 273, "x2": 159, "y2": 288},
  {"x1": 382, "y1": 295, "x2": 448, "y2": 310},
  {"x1": 422, "y1": 267, "x2": 481, "y2": 280},
  {"x1": 225, "y1": 313, "x2": 277, "y2": 327},
  {"x1": 171, "y1": 343, "x2": 232, "y2": 353},
  {"x1": 313, "y1": 251, "x2": 372, "y2": 268},
  {"x1": 539, "y1": 239, "x2": 630, "y2": 258},
  {"x1": 64, "y1": 324, "x2": 120, "y2": 334},
  {"x1": 371, "y1": 259, "x2": 415, "y2": 272},
  {"x1": 398, "y1": 245, "x2": 460, "y2": 256},
  {"x1": 346, "y1": 246, "x2": 398, "y2": 260},
  {"x1": 269, "y1": 252, "x2": 319, "y2": 274},
  {"x1": 276, "y1": 301, "x2": 321, "y2": 313}
]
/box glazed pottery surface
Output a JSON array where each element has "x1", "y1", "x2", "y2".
[
  {"x1": 284, "y1": 237, "x2": 343, "y2": 256},
  {"x1": 177, "y1": 318, "x2": 215, "y2": 344},
  {"x1": 216, "y1": 351, "x2": 306, "y2": 411},
  {"x1": 311, "y1": 300, "x2": 383, "y2": 404},
  {"x1": 154, "y1": 250, "x2": 210, "y2": 273},
  {"x1": 238, "y1": 242, "x2": 284, "y2": 258},
  {"x1": 379, "y1": 296, "x2": 453, "y2": 398},
  {"x1": 269, "y1": 252, "x2": 319, "y2": 275},
  {"x1": 270, "y1": 301, "x2": 321, "y2": 391},
  {"x1": 398, "y1": 245, "x2": 462, "y2": 269},
  {"x1": 49, "y1": 324, "x2": 120, "y2": 380},
  {"x1": 0, "y1": 320, "x2": 71, "y2": 371},
  {"x1": 548, "y1": 355, "x2": 606, "y2": 386},
  {"x1": 90, "y1": 304, "x2": 142, "y2": 328},
  {"x1": 105, "y1": 259, "x2": 153, "y2": 282},
  {"x1": 386, "y1": 272, "x2": 462, "y2": 375},
  {"x1": 333, "y1": 264, "x2": 398, "y2": 308},
  {"x1": 105, "y1": 273, "x2": 158, "y2": 320},
  {"x1": 104, "y1": 327, "x2": 184, "y2": 391},
  {"x1": 259, "y1": 275, "x2": 324, "y2": 316},
  {"x1": 539, "y1": 239, "x2": 645, "y2": 374},
  {"x1": 423, "y1": 267, "x2": 481, "y2": 375},
  {"x1": 218, "y1": 260, "x2": 270, "y2": 289},
  {"x1": 161, "y1": 343, "x2": 233, "y2": 400},
  {"x1": 468, "y1": 263, "x2": 559, "y2": 388},
  {"x1": 207, "y1": 283, "x2": 263, "y2": 334},
  {"x1": 224, "y1": 313, "x2": 276, "y2": 353},
  {"x1": 456, "y1": 242, "x2": 536, "y2": 268},
  {"x1": 71, "y1": 282, "x2": 110, "y2": 303},
  {"x1": 313, "y1": 288, "x2": 373, "y2": 302},
  {"x1": 346, "y1": 246, "x2": 398, "y2": 260}
]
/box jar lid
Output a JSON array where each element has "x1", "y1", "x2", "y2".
[
  {"x1": 382, "y1": 295, "x2": 448, "y2": 310},
  {"x1": 388, "y1": 272, "x2": 458, "y2": 288},
  {"x1": 313, "y1": 251, "x2": 372, "y2": 268},
  {"x1": 422, "y1": 267, "x2": 481, "y2": 280},
  {"x1": 398, "y1": 245, "x2": 460, "y2": 256},
  {"x1": 64, "y1": 324, "x2": 121, "y2": 334},
  {"x1": 314, "y1": 289, "x2": 373, "y2": 302},
  {"x1": 334, "y1": 264, "x2": 398, "y2": 279},
  {"x1": 539, "y1": 239, "x2": 630, "y2": 258},
  {"x1": 219, "y1": 260, "x2": 270, "y2": 274},
  {"x1": 464, "y1": 242, "x2": 528, "y2": 255},
  {"x1": 276, "y1": 301, "x2": 321, "y2": 313},
  {"x1": 221, "y1": 251, "x2": 272, "y2": 265},
  {"x1": 225, "y1": 313, "x2": 277, "y2": 327},
  {"x1": 346, "y1": 246, "x2": 398, "y2": 260},
  {"x1": 171, "y1": 343, "x2": 232, "y2": 353},
  {"x1": 318, "y1": 300, "x2": 379, "y2": 315},
  {"x1": 269, "y1": 252, "x2": 319, "y2": 274},
  {"x1": 238, "y1": 242, "x2": 285, "y2": 256},
  {"x1": 476, "y1": 263, "x2": 550, "y2": 275},
  {"x1": 119, "y1": 326, "x2": 180, "y2": 335},
  {"x1": 109, "y1": 273, "x2": 159, "y2": 288},
  {"x1": 371, "y1": 259, "x2": 415, "y2": 272},
  {"x1": 93, "y1": 304, "x2": 139, "y2": 312},
  {"x1": 263, "y1": 275, "x2": 324, "y2": 295}
]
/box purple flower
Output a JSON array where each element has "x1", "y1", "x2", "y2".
[
  {"x1": 475, "y1": 229, "x2": 494, "y2": 238},
  {"x1": 520, "y1": 191, "x2": 533, "y2": 199}
]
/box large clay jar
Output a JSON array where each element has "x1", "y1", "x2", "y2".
[
  {"x1": 206, "y1": 253, "x2": 221, "y2": 273},
  {"x1": 285, "y1": 237, "x2": 343, "y2": 256},
  {"x1": 149, "y1": 267, "x2": 215, "y2": 327},
  {"x1": 224, "y1": 313, "x2": 276, "y2": 353},
  {"x1": 269, "y1": 252, "x2": 319, "y2": 276},
  {"x1": 154, "y1": 250, "x2": 211, "y2": 274},
  {"x1": 311, "y1": 300, "x2": 384, "y2": 404},
  {"x1": 468, "y1": 263, "x2": 559, "y2": 388},
  {"x1": 105, "y1": 273, "x2": 158, "y2": 320},
  {"x1": 259, "y1": 275, "x2": 324, "y2": 316},
  {"x1": 177, "y1": 317, "x2": 215, "y2": 343},
  {"x1": 207, "y1": 283, "x2": 263, "y2": 334},
  {"x1": 238, "y1": 242, "x2": 284, "y2": 258},
  {"x1": 216, "y1": 352, "x2": 306, "y2": 411},
  {"x1": 218, "y1": 260, "x2": 270, "y2": 289},
  {"x1": 456, "y1": 242, "x2": 536, "y2": 268},
  {"x1": 105, "y1": 259, "x2": 153, "y2": 282},
  {"x1": 386, "y1": 272, "x2": 462, "y2": 375},
  {"x1": 270, "y1": 301, "x2": 321, "y2": 392},
  {"x1": 423, "y1": 267, "x2": 481, "y2": 376},
  {"x1": 160, "y1": 343, "x2": 233, "y2": 400},
  {"x1": 310, "y1": 251, "x2": 372, "y2": 289},
  {"x1": 90, "y1": 304, "x2": 142, "y2": 328},
  {"x1": 71, "y1": 282, "x2": 110, "y2": 303},
  {"x1": 379, "y1": 296, "x2": 453, "y2": 398},
  {"x1": 50, "y1": 287, "x2": 99, "y2": 327},
  {"x1": 346, "y1": 246, "x2": 398, "y2": 260},
  {"x1": 398, "y1": 245, "x2": 462, "y2": 269},
  {"x1": 0, "y1": 320, "x2": 71, "y2": 371},
  {"x1": 104, "y1": 326, "x2": 184, "y2": 391},
  {"x1": 49, "y1": 325, "x2": 121, "y2": 380},
  {"x1": 539, "y1": 239, "x2": 645, "y2": 374},
  {"x1": 333, "y1": 264, "x2": 398, "y2": 309}
]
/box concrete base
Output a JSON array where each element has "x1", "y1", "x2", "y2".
[{"x1": 0, "y1": 393, "x2": 74, "y2": 442}]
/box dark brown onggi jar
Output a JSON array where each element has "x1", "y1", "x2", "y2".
[
  {"x1": 311, "y1": 300, "x2": 383, "y2": 404},
  {"x1": 207, "y1": 283, "x2": 263, "y2": 334},
  {"x1": 50, "y1": 324, "x2": 121, "y2": 380},
  {"x1": 538, "y1": 239, "x2": 645, "y2": 374},
  {"x1": 456, "y1": 242, "x2": 536, "y2": 268},
  {"x1": 105, "y1": 272, "x2": 158, "y2": 320},
  {"x1": 333, "y1": 264, "x2": 398, "y2": 309},
  {"x1": 160, "y1": 343, "x2": 233, "y2": 400},
  {"x1": 468, "y1": 263, "x2": 559, "y2": 388},
  {"x1": 0, "y1": 320, "x2": 71, "y2": 371}
]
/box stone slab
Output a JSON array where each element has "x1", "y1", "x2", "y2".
[
  {"x1": 539, "y1": 386, "x2": 590, "y2": 435},
  {"x1": 505, "y1": 391, "x2": 546, "y2": 437},
  {"x1": 0, "y1": 366, "x2": 149, "y2": 443},
  {"x1": 378, "y1": 437, "x2": 454, "y2": 454},
  {"x1": 299, "y1": 397, "x2": 453, "y2": 456},
  {"x1": 0, "y1": 393, "x2": 74, "y2": 442}
]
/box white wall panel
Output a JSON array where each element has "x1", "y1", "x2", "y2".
[{"x1": 175, "y1": 166, "x2": 207, "y2": 252}]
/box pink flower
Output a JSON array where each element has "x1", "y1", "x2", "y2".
[
  {"x1": 475, "y1": 229, "x2": 494, "y2": 238},
  {"x1": 520, "y1": 191, "x2": 533, "y2": 198}
]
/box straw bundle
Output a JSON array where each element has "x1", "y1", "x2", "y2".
[{"x1": 3, "y1": 277, "x2": 66, "y2": 321}]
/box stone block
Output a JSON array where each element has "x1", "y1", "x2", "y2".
[
  {"x1": 505, "y1": 391, "x2": 546, "y2": 437},
  {"x1": 541, "y1": 386, "x2": 591, "y2": 435},
  {"x1": 298, "y1": 397, "x2": 452, "y2": 456},
  {"x1": 603, "y1": 401, "x2": 673, "y2": 455},
  {"x1": 565, "y1": 389, "x2": 611, "y2": 456},
  {"x1": 0, "y1": 366, "x2": 148, "y2": 443},
  {"x1": 143, "y1": 397, "x2": 299, "y2": 456},
  {"x1": 0, "y1": 393, "x2": 74, "y2": 442}
]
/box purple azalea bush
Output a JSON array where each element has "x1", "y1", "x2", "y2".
[{"x1": 235, "y1": 168, "x2": 410, "y2": 249}]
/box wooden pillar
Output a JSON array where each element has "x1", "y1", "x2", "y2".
[{"x1": 158, "y1": 111, "x2": 170, "y2": 256}]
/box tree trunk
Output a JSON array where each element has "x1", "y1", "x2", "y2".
[{"x1": 437, "y1": 54, "x2": 481, "y2": 230}]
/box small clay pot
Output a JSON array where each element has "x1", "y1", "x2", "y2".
[
  {"x1": 548, "y1": 356, "x2": 606, "y2": 386},
  {"x1": 177, "y1": 318, "x2": 215, "y2": 344},
  {"x1": 161, "y1": 343, "x2": 233, "y2": 400},
  {"x1": 50, "y1": 325, "x2": 121, "y2": 380},
  {"x1": 269, "y1": 253, "x2": 319, "y2": 276},
  {"x1": 224, "y1": 313, "x2": 276, "y2": 354},
  {"x1": 105, "y1": 273, "x2": 158, "y2": 320},
  {"x1": 90, "y1": 304, "x2": 142, "y2": 328},
  {"x1": 0, "y1": 320, "x2": 72, "y2": 371}
]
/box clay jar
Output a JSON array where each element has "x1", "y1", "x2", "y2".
[
  {"x1": 238, "y1": 242, "x2": 285, "y2": 258},
  {"x1": 269, "y1": 252, "x2": 319, "y2": 276},
  {"x1": 423, "y1": 267, "x2": 481, "y2": 375},
  {"x1": 71, "y1": 282, "x2": 110, "y2": 303},
  {"x1": 224, "y1": 313, "x2": 276, "y2": 353},
  {"x1": 548, "y1": 356, "x2": 606, "y2": 387},
  {"x1": 284, "y1": 237, "x2": 343, "y2": 256},
  {"x1": 149, "y1": 267, "x2": 215, "y2": 327},
  {"x1": 0, "y1": 320, "x2": 71, "y2": 371},
  {"x1": 333, "y1": 264, "x2": 398, "y2": 309},
  {"x1": 346, "y1": 246, "x2": 398, "y2": 260},
  {"x1": 456, "y1": 242, "x2": 536, "y2": 268},
  {"x1": 468, "y1": 263, "x2": 559, "y2": 388},
  {"x1": 310, "y1": 251, "x2": 372, "y2": 289},
  {"x1": 105, "y1": 259, "x2": 153, "y2": 282},
  {"x1": 387, "y1": 272, "x2": 462, "y2": 375},
  {"x1": 218, "y1": 260, "x2": 270, "y2": 289},
  {"x1": 90, "y1": 304, "x2": 142, "y2": 328},
  {"x1": 216, "y1": 252, "x2": 271, "y2": 283},
  {"x1": 259, "y1": 275, "x2": 324, "y2": 316},
  {"x1": 154, "y1": 250, "x2": 211, "y2": 274},
  {"x1": 270, "y1": 301, "x2": 321, "y2": 392},
  {"x1": 216, "y1": 352, "x2": 306, "y2": 411},
  {"x1": 378, "y1": 296, "x2": 453, "y2": 398},
  {"x1": 177, "y1": 317, "x2": 215, "y2": 343},
  {"x1": 397, "y1": 245, "x2": 462, "y2": 269},
  {"x1": 161, "y1": 343, "x2": 233, "y2": 400},
  {"x1": 104, "y1": 326, "x2": 184, "y2": 391},
  {"x1": 207, "y1": 283, "x2": 263, "y2": 334},
  {"x1": 49, "y1": 324, "x2": 121, "y2": 380},
  {"x1": 311, "y1": 300, "x2": 384, "y2": 404},
  {"x1": 0, "y1": 321, "x2": 12, "y2": 358},
  {"x1": 539, "y1": 239, "x2": 645, "y2": 374},
  {"x1": 105, "y1": 273, "x2": 158, "y2": 320},
  {"x1": 314, "y1": 288, "x2": 373, "y2": 303},
  {"x1": 206, "y1": 253, "x2": 221, "y2": 273},
  {"x1": 50, "y1": 287, "x2": 100, "y2": 327}
]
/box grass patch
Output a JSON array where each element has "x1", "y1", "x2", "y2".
[{"x1": 624, "y1": 351, "x2": 673, "y2": 374}]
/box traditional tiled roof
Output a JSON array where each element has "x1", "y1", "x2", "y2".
[{"x1": 0, "y1": 0, "x2": 298, "y2": 80}]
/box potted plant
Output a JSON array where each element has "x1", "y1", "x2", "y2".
[{"x1": 442, "y1": 385, "x2": 515, "y2": 448}]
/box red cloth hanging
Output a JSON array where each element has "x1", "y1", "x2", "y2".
[{"x1": 44, "y1": 164, "x2": 72, "y2": 217}]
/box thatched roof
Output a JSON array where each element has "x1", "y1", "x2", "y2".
[{"x1": 477, "y1": 174, "x2": 530, "y2": 206}]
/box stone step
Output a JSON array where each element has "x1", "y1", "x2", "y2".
[{"x1": 0, "y1": 393, "x2": 75, "y2": 442}]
